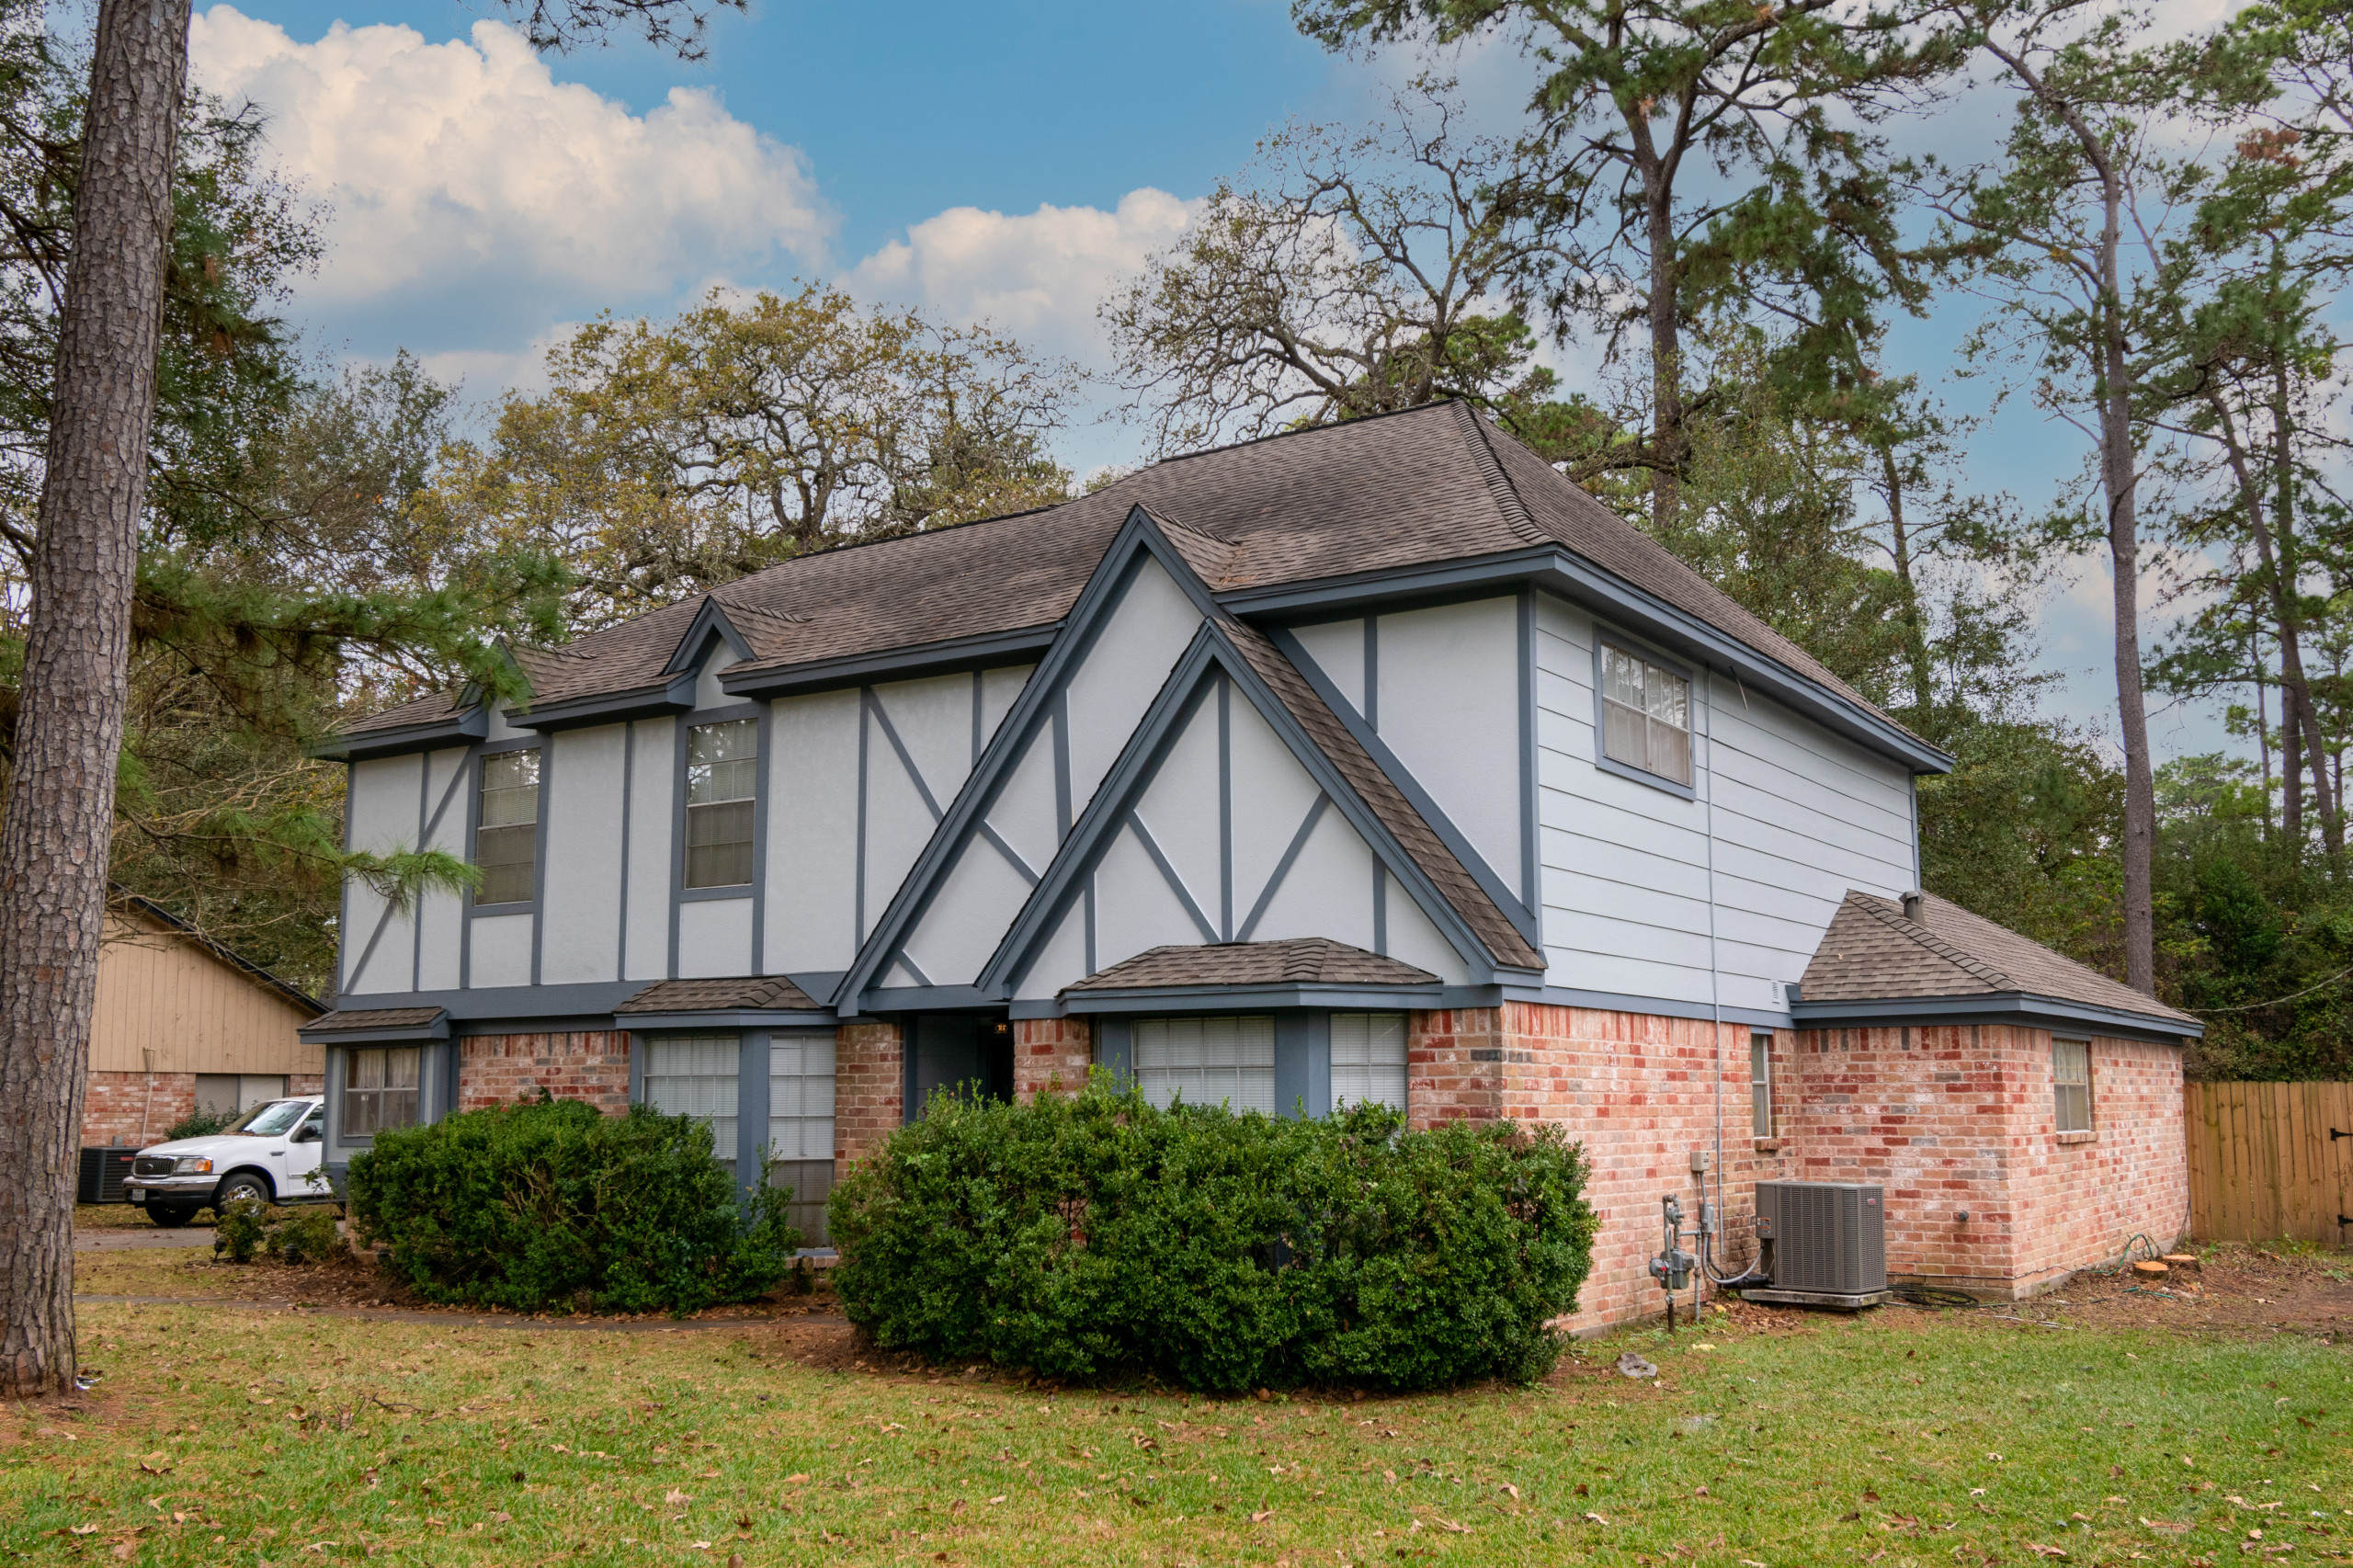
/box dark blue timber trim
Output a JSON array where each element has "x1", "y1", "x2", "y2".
[
  {"x1": 1790, "y1": 992, "x2": 2200, "y2": 1044},
  {"x1": 721, "y1": 623, "x2": 1060, "y2": 699},
  {"x1": 1269, "y1": 626, "x2": 1542, "y2": 952},
  {"x1": 980, "y1": 623, "x2": 1513, "y2": 1003},
  {"x1": 313, "y1": 704, "x2": 488, "y2": 762},
  {"x1": 861, "y1": 983, "x2": 1000, "y2": 1012},
  {"x1": 1222, "y1": 546, "x2": 1952, "y2": 777},
  {"x1": 833, "y1": 506, "x2": 1227, "y2": 1016},
  {"x1": 507, "y1": 676, "x2": 693, "y2": 733}
]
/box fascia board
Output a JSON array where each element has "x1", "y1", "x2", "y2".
[
  {"x1": 1790, "y1": 991, "x2": 2200, "y2": 1043},
  {"x1": 507, "y1": 676, "x2": 695, "y2": 733},
  {"x1": 610, "y1": 1009, "x2": 836, "y2": 1029},
  {"x1": 1221, "y1": 547, "x2": 1951, "y2": 776},
  {"x1": 719, "y1": 624, "x2": 1062, "y2": 699},
  {"x1": 832, "y1": 507, "x2": 1227, "y2": 1012},
  {"x1": 313, "y1": 705, "x2": 488, "y2": 761},
  {"x1": 298, "y1": 1018, "x2": 451, "y2": 1045}
]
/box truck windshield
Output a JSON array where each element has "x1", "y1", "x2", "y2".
[{"x1": 225, "y1": 1100, "x2": 312, "y2": 1137}]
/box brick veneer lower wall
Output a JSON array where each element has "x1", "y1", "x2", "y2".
[
  {"x1": 458, "y1": 1032, "x2": 631, "y2": 1114},
  {"x1": 1013, "y1": 1017, "x2": 1093, "y2": 1100},
  {"x1": 82, "y1": 1070, "x2": 330, "y2": 1148},
  {"x1": 836, "y1": 1020, "x2": 904, "y2": 1170},
  {"x1": 1408, "y1": 1004, "x2": 2189, "y2": 1331}
]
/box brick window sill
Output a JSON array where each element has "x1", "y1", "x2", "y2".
[
  {"x1": 1752, "y1": 1139, "x2": 1786, "y2": 1153},
  {"x1": 2054, "y1": 1129, "x2": 2098, "y2": 1145}
]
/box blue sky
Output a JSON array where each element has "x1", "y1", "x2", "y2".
[{"x1": 188, "y1": 0, "x2": 2260, "y2": 763}]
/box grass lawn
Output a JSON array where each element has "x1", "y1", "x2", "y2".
[{"x1": 5, "y1": 1261, "x2": 2347, "y2": 1567}]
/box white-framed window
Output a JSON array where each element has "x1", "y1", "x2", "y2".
[
  {"x1": 1134, "y1": 1016, "x2": 1276, "y2": 1115},
  {"x1": 2052, "y1": 1038, "x2": 2092, "y2": 1132},
  {"x1": 344, "y1": 1047, "x2": 420, "y2": 1137},
  {"x1": 1750, "y1": 1031, "x2": 1773, "y2": 1138},
  {"x1": 1599, "y1": 643, "x2": 1692, "y2": 785},
  {"x1": 686, "y1": 718, "x2": 757, "y2": 889},
  {"x1": 476, "y1": 748, "x2": 540, "y2": 905},
  {"x1": 767, "y1": 1032, "x2": 835, "y2": 1244},
  {"x1": 1331, "y1": 1013, "x2": 1407, "y2": 1112},
  {"x1": 643, "y1": 1035, "x2": 740, "y2": 1175}
]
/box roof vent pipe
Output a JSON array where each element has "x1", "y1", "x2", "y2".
[{"x1": 1902, "y1": 892, "x2": 1926, "y2": 925}]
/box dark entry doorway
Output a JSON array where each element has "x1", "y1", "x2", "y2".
[{"x1": 906, "y1": 1013, "x2": 1014, "y2": 1121}]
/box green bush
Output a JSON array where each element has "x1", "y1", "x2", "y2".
[
  {"x1": 346, "y1": 1099, "x2": 801, "y2": 1314},
  {"x1": 213, "y1": 1200, "x2": 343, "y2": 1266},
  {"x1": 826, "y1": 1081, "x2": 1597, "y2": 1392},
  {"x1": 165, "y1": 1108, "x2": 234, "y2": 1142}
]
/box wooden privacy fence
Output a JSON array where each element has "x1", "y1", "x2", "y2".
[{"x1": 2184, "y1": 1081, "x2": 2353, "y2": 1245}]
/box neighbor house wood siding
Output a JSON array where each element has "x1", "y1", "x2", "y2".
[
  {"x1": 1533, "y1": 592, "x2": 1915, "y2": 1013},
  {"x1": 93, "y1": 914, "x2": 318, "y2": 1076}
]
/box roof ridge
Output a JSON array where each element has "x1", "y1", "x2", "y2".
[
  {"x1": 1452, "y1": 401, "x2": 1551, "y2": 550},
  {"x1": 1854, "y1": 892, "x2": 2014, "y2": 991}
]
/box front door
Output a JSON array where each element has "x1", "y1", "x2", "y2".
[{"x1": 907, "y1": 1013, "x2": 1014, "y2": 1121}]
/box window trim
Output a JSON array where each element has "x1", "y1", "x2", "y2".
[
  {"x1": 2052, "y1": 1035, "x2": 2093, "y2": 1135},
  {"x1": 1749, "y1": 1029, "x2": 1774, "y2": 1140},
  {"x1": 1591, "y1": 630, "x2": 1698, "y2": 799},
  {"x1": 340, "y1": 1043, "x2": 424, "y2": 1141},
  {"x1": 463, "y1": 735, "x2": 547, "y2": 918},
  {"x1": 327, "y1": 1040, "x2": 444, "y2": 1151},
  {"x1": 683, "y1": 714, "x2": 760, "y2": 892},
  {"x1": 667, "y1": 702, "x2": 769, "y2": 972}
]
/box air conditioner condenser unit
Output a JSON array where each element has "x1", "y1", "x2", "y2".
[{"x1": 1744, "y1": 1179, "x2": 1892, "y2": 1309}]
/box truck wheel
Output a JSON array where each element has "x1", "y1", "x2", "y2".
[
  {"x1": 210, "y1": 1172, "x2": 271, "y2": 1214},
  {"x1": 146, "y1": 1204, "x2": 199, "y2": 1229}
]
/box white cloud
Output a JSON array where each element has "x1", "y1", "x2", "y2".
[
  {"x1": 189, "y1": 6, "x2": 833, "y2": 313},
  {"x1": 847, "y1": 189, "x2": 1199, "y2": 363}
]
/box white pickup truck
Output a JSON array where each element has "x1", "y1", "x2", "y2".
[{"x1": 123, "y1": 1095, "x2": 330, "y2": 1226}]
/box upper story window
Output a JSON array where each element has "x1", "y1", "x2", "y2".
[
  {"x1": 476, "y1": 749, "x2": 540, "y2": 905},
  {"x1": 1600, "y1": 643, "x2": 1692, "y2": 786},
  {"x1": 687, "y1": 717, "x2": 757, "y2": 889},
  {"x1": 2052, "y1": 1038, "x2": 2092, "y2": 1132}
]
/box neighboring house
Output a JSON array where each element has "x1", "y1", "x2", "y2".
[
  {"x1": 304, "y1": 402, "x2": 2198, "y2": 1322},
  {"x1": 83, "y1": 893, "x2": 325, "y2": 1150}
]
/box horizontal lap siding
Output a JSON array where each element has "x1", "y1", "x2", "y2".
[{"x1": 1533, "y1": 593, "x2": 1914, "y2": 1013}]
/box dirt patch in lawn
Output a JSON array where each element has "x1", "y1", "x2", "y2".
[{"x1": 2014, "y1": 1242, "x2": 2353, "y2": 1337}]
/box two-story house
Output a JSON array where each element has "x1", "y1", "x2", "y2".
[{"x1": 305, "y1": 402, "x2": 2198, "y2": 1326}]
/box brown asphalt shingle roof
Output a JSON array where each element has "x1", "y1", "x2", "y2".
[
  {"x1": 336, "y1": 401, "x2": 1906, "y2": 737},
  {"x1": 1067, "y1": 938, "x2": 1438, "y2": 992},
  {"x1": 302, "y1": 1006, "x2": 446, "y2": 1031},
  {"x1": 613, "y1": 975, "x2": 823, "y2": 1014},
  {"x1": 1802, "y1": 891, "x2": 2199, "y2": 1029}
]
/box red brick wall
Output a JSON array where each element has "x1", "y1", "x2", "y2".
[
  {"x1": 81, "y1": 1072, "x2": 197, "y2": 1148},
  {"x1": 2005, "y1": 1033, "x2": 2188, "y2": 1290},
  {"x1": 835, "y1": 1020, "x2": 904, "y2": 1173},
  {"x1": 457, "y1": 1032, "x2": 631, "y2": 1114},
  {"x1": 1413, "y1": 1004, "x2": 1763, "y2": 1333},
  {"x1": 1013, "y1": 1016, "x2": 1093, "y2": 1100}
]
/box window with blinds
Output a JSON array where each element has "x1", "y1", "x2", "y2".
[
  {"x1": 767, "y1": 1032, "x2": 835, "y2": 1244},
  {"x1": 2052, "y1": 1038, "x2": 2092, "y2": 1133},
  {"x1": 686, "y1": 718, "x2": 757, "y2": 888},
  {"x1": 1750, "y1": 1031, "x2": 1773, "y2": 1138},
  {"x1": 343, "y1": 1047, "x2": 420, "y2": 1137},
  {"x1": 1330, "y1": 1013, "x2": 1407, "y2": 1112},
  {"x1": 1134, "y1": 1016, "x2": 1276, "y2": 1115},
  {"x1": 642, "y1": 1036, "x2": 740, "y2": 1176},
  {"x1": 476, "y1": 749, "x2": 540, "y2": 904},
  {"x1": 1599, "y1": 644, "x2": 1692, "y2": 785}
]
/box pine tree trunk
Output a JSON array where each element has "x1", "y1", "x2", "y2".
[
  {"x1": 0, "y1": 0, "x2": 189, "y2": 1399},
  {"x1": 2097, "y1": 215, "x2": 2156, "y2": 996}
]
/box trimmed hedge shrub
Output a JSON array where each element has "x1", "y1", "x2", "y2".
[
  {"x1": 347, "y1": 1099, "x2": 801, "y2": 1314},
  {"x1": 827, "y1": 1082, "x2": 1597, "y2": 1391}
]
